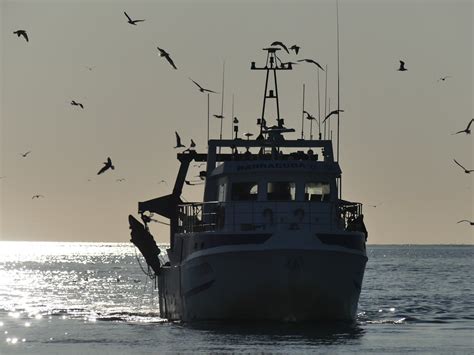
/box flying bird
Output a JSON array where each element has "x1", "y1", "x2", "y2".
[
  {"x1": 20, "y1": 151, "x2": 31, "y2": 158},
  {"x1": 304, "y1": 110, "x2": 317, "y2": 121},
  {"x1": 157, "y1": 47, "x2": 177, "y2": 69},
  {"x1": 97, "y1": 157, "x2": 115, "y2": 175},
  {"x1": 437, "y1": 75, "x2": 451, "y2": 82},
  {"x1": 323, "y1": 109, "x2": 344, "y2": 123},
  {"x1": 13, "y1": 30, "x2": 28, "y2": 42},
  {"x1": 157, "y1": 179, "x2": 168, "y2": 185},
  {"x1": 457, "y1": 220, "x2": 474, "y2": 226},
  {"x1": 189, "y1": 78, "x2": 217, "y2": 94},
  {"x1": 453, "y1": 159, "x2": 473, "y2": 174},
  {"x1": 32, "y1": 194, "x2": 44, "y2": 199},
  {"x1": 116, "y1": 178, "x2": 126, "y2": 182},
  {"x1": 174, "y1": 132, "x2": 185, "y2": 148},
  {"x1": 124, "y1": 11, "x2": 145, "y2": 25},
  {"x1": 289, "y1": 45, "x2": 300, "y2": 55},
  {"x1": 71, "y1": 100, "x2": 84, "y2": 109},
  {"x1": 398, "y1": 60, "x2": 407, "y2": 71},
  {"x1": 453, "y1": 119, "x2": 474, "y2": 135},
  {"x1": 213, "y1": 114, "x2": 224, "y2": 119},
  {"x1": 271, "y1": 41, "x2": 289, "y2": 54},
  {"x1": 297, "y1": 59, "x2": 324, "y2": 71}
]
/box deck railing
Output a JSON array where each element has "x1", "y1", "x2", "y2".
[{"x1": 177, "y1": 200, "x2": 362, "y2": 234}]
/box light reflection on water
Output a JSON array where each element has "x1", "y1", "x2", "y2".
[{"x1": 0, "y1": 242, "x2": 473, "y2": 353}]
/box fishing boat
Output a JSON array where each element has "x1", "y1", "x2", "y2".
[{"x1": 129, "y1": 48, "x2": 368, "y2": 322}]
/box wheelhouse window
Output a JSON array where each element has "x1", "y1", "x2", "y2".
[
  {"x1": 231, "y1": 182, "x2": 258, "y2": 201},
  {"x1": 267, "y1": 182, "x2": 296, "y2": 201},
  {"x1": 305, "y1": 182, "x2": 330, "y2": 202}
]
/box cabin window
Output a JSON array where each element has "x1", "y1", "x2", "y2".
[
  {"x1": 305, "y1": 182, "x2": 330, "y2": 202},
  {"x1": 267, "y1": 182, "x2": 296, "y2": 201},
  {"x1": 218, "y1": 183, "x2": 226, "y2": 202},
  {"x1": 231, "y1": 182, "x2": 258, "y2": 201}
]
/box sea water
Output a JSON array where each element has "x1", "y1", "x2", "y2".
[{"x1": 0, "y1": 242, "x2": 472, "y2": 354}]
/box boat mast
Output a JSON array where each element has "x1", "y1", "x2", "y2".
[{"x1": 251, "y1": 48, "x2": 292, "y2": 136}]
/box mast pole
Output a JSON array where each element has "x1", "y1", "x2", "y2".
[
  {"x1": 207, "y1": 92, "x2": 210, "y2": 144},
  {"x1": 336, "y1": 0, "x2": 341, "y2": 162},
  {"x1": 301, "y1": 83, "x2": 305, "y2": 139}
]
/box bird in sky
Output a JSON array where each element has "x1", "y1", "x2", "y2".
[
  {"x1": 289, "y1": 45, "x2": 300, "y2": 55},
  {"x1": 368, "y1": 202, "x2": 384, "y2": 208},
  {"x1": 174, "y1": 132, "x2": 186, "y2": 148},
  {"x1": 213, "y1": 114, "x2": 224, "y2": 119},
  {"x1": 271, "y1": 41, "x2": 289, "y2": 54},
  {"x1": 453, "y1": 159, "x2": 473, "y2": 174},
  {"x1": 323, "y1": 109, "x2": 344, "y2": 123},
  {"x1": 157, "y1": 47, "x2": 177, "y2": 69},
  {"x1": 97, "y1": 157, "x2": 115, "y2": 175},
  {"x1": 189, "y1": 78, "x2": 217, "y2": 94},
  {"x1": 13, "y1": 30, "x2": 28, "y2": 42},
  {"x1": 437, "y1": 75, "x2": 451, "y2": 82},
  {"x1": 32, "y1": 194, "x2": 44, "y2": 199},
  {"x1": 297, "y1": 59, "x2": 324, "y2": 71},
  {"x1": 398, "y1": 60, "x2": 407, "y2": 71},
  {"x1": 304, "y1": 111, "x2": 317, "y2": 121},
  {"x1": 457, "y1": 220, "x2": 473, "y2": 226},
  {"x1": 452, "y1": 119, "x2": 473, "y2": 135},
  {"x1": 124, "y1": 11, "x2": 145, "y2": 25},
  {"x1": 71, "y1": 100, "x2": 84, "y2": 109},
  {"x1": 116, "y1": 178, "x2": 126, "y2": 182},
  {"x1": 20, "y1": 151, "x2": 31, "y2": 158},
  {"x1": 157, "y1": 179, "x2": 168, "y2": 185}
]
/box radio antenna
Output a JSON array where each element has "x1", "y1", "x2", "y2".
[
  {"x1": 219, "y1": 60, "x2": 226, "y2": 141},
  {"x1": 336, "y1": 0, "x2": 341, "y2": 162},
  {"x1": 317, "y1": 69, "x2": 321, "y2": 139},
  {"x1": 324, "y1": 64, "x2": 328, "y2": 140},
  {"x1": 301, "y1": 83, "x2": 305, "y2": 139}
]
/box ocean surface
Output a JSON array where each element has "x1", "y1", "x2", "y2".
[{"x1": 0, "y1": 242, "x2": 472, "y2": 354}]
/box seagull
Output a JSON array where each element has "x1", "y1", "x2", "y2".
[
  {"x1": 398, "y1": 60, "x2": 407, "y2": 71},
  {"x1": 368, "y1": 202, "x2": 384, "y2": 208},
  {"x1": 174, "y1": 132, "x2": 185, "y2": 148},
  {"x1": 71, "y1": 100, "x2": 84, "y2": 109},
  {"x1": 20, "y1": 151, "x2": 31, "y2": 158},
  {"x1": 124, "y1": 11, "x2": 145, "y2": 25},
  {"x1": 116, "y1": 178, "x2": 126, "y2": 182},
  {"x1": 157, "y1": 179, "x2": 168, "y2": 185},
  {"x1": 189, "y1": 78, "x2": 217, "y2": 94},
  {"x1": 13, "y1": 30, "x2": 28, "y2": 42},
  {"x1": 97, "y1": 157, "x2": 115, "y2": 175},
  {"x1": 323, "y1": 109, "x2": 344, "y2": 123},
  {"x1": 453, "y1": 159, "x2": 474, "y2": 174},
  {"x1": 32, "y1": 194, "x2": 44, "y2": 199},
  {"x1": 271, "y1": 41, "x2": 289, "y2": 54},
  {"x1": 304, "y1": 110, "x2": 317, "y2": 121},
  {"x1": 289, "y1": 45, "x2": 300, "y2": 55},
  {"x1": 453, "y1": 119, "x2": 474, "y2": 135},
  {"x1": 297, "y1": 59, "x2": 324, "y2": 71},
  {"x1": 157, "y1": 47, "x2": 177, "y2": 69},
  {"x1": 457, "y1": 220, "x2": 474, "y2": 226},
  {"x1": 437, "y1": 75, "x2": 451, "y2": 82},
  {"x1": 213, "y1": 114, "x2": 224, "y2": 119}
]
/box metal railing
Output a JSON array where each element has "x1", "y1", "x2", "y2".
[{"x1": 177, "y1": 200, "x2": 362, "y2": 234}]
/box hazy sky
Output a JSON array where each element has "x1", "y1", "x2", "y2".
[{"x1": 1, "y1": 0, "x2": 472, "y2": 244}]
